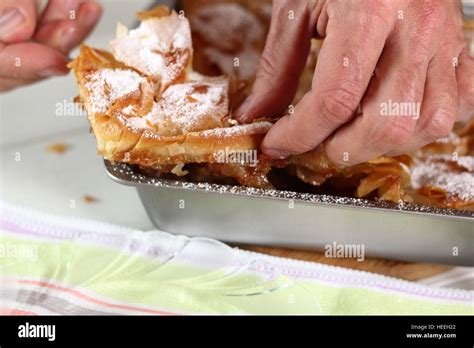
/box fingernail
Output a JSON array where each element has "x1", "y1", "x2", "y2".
[
  {"x1": 234, "y1": 97, "x2": 253, "y2": 118},
  {"x1": 0, "y1": 8, "x2": 25, "y2": 40},
  {"x1": 59, "y1": 27, "x2": 77, "y2": 52},
  {"x1": 38, "y1": 67, "x2": 68, "y2": 78},
  {"x1": 262, "y1": 147, "x2": 290, "y2": 159},
  {"x1": 80, "y1": 3, "x2": 102, "y2": 27}
]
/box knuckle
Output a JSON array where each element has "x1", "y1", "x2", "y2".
[
  {"x1": 368, "y1": 0, "x2": 401, "y2": 10},
  {"x1": 320, "y1": 86, "x2": 361, "y2": 126},
  {"x1": 408, "y1": 48, "x2": 432, "y2": 68},
  {"x1": 370, "y1": 118, "x2": 414, "y2": 148},
  {"x1": 422, "y1": 109, "x2": 455, "y2": 139},
  {"x1": 400, "y1": 1, "x2": 444, "y2": 58},
  {"x1": 331, "y1": 0, "x2": 394, "y2": 29},
  {"x1": 365, "y1": 0, "x2": 397, "y2": 28},
  {"x1": 409, "y1": 0, "x2": 444, "y2": 31},
  {"x1": 418, "y1": 0, "x2": 444, "y2": 27}
]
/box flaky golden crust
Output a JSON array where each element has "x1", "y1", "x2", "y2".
[
  {"x1": 105, "y1": 123, "x2": 271, "y2": 167},
  {"x1": 69, "y1": 5, "x2": 474, "y2": 210},
  {"x1": 69, "y1": 42, "x2": 273, "y2": 168}
]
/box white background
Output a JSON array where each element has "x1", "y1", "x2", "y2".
[{"x1": 0, "y1": 1, "x2": 166, "y2": 230}]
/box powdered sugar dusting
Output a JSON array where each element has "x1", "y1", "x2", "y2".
[
  {"x1": 110, "y1": 12, "x2": 192, "y2": 87},
  {"x1": 411, "y1": 156, "x2": 474, "y2": 201},
  {"x1": 435, "y1": 132, "x2": 460, "y2": 145},
  {"x1": 122, "y1": 105, "x2": 136, "y2": 115},
  {"x1": 114, "y1": 79, "x2": 230, "y2": 136},
  {"x1": 162, "y1": 82, "x2": 224, "y2": 124},
  {"x1": 86, "y1": 68, "x2": 145, "y2": 113},
  {"x1": 141, "y1": 81, "x2": 228, "y2": 136},
  {"x1": 456, "y1": 156, "x2": 474, "y2": 172},
  {"x1": 125, "y1": 116, "x2": 151, "y2": 131},
  {"x1": 200, "y1": 122, "x2": 273, "y2": 138}
]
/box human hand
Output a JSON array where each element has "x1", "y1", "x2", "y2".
[
  {"x1": 0, "y1": 0, "x2": 102, "y2": 92},
  {"x1": 234, "y1": 0, "x2": 474, "y2": 165}
]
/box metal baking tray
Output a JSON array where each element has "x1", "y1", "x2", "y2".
[{"x1": 105, "y1": 160, "x2": 474, "y2": 266}]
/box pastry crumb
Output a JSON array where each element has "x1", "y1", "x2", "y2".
[
  {"x1": 46, "y1": 143, "x2": 71, "y2": 154},
  {"x1": 84, "y1": 195, "x2": 99, "y2": 203}
]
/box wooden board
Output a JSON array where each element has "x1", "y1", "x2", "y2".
[{"x1": 236, "y1": 244, "x2": 453, "y2": 281}]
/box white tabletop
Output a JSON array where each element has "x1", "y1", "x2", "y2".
[{"x1": 0, "y1": 0, "x2": 160, "y2": 231}]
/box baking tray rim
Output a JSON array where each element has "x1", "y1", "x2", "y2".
[{"x1": 104, "y1": 160, "x2": 474, "y2": 221}]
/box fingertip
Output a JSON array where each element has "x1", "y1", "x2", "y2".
[
  {"x1": 39, "y1": 0, "x2": 80, "y2": 23},
  {"x1": 234, "y1": 113, "x2": 253, "y2": 124},
  {"x1": 260, "y1": 116, "x2": 296, "y2": 159},
  {"x1": 36, "y1": 61, "x2": 69, "y2": 78},
  {"x1": 324, "y1": 134, "x2": 363, "y2": 167},
  {"x1": 78, "y1": 1, "x2": 102, "y2": 27},
  {"x1": 261, "y1": 146, "x2": 290, "y2": 159},
  {"x1": 261, "y1": 131, "x2": 288, "y2": 159},
  {"x1": 34, "y1": 1, "x2": 102, "y2": 54},
  {"x1": 35, "y1": 21, "x2": 77, "y2": 53},
  {"x1": 0, "y1": 42, "x2": 69, "y2": 80},
  {"x1": 324, "y1": 146, "x2": 353, "y2": 167},
  {"x1": 35, "y1": 57, "x2": 69, "y2": 78},
  {"x1": 233, "y1": 97, "x2": 254, "y2": 122}
]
